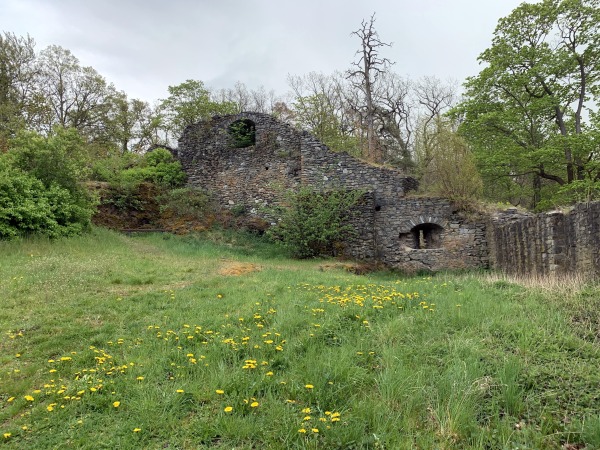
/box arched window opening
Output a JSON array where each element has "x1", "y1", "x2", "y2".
[
  {"x1": 228, "y1": 119, "x2": 256, "y2": 148},
  {"x1": 408, "y1": 223, "x2": 443, "y2": 249}
]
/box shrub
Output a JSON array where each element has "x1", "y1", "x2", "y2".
[
  {"x1": 268, "y1": 187, "x2": 364, "y2": 258},
  {"x1": 0, "y1": 163, "x2": 94, "y2": 239},
  {"x1": 120, "y1": 148, "x2": 186, "y2": 188},
  {"x1": 0, "y1": 129, "x2": 96, "y2": 240}
]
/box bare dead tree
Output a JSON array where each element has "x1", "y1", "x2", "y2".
[{"x1": 347, "y1": 13, "x2": 394, "y2": 162}]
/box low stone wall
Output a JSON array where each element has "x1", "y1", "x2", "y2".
[{"x1": 489, "y1": 202, "x2": 600, "y2": 276}]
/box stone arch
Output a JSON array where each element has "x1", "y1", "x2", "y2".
[
  {"x1": 227, "y1": 118, "x2": 256, "y2": 148},
  {"x1": 399, "y1": 217, "x2": 446, "y2": 250},
  {"x1": 409, "y1": 223, "x2": 444, "y2": 249}
]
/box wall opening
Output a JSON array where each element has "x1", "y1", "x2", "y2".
[
  {"x1": 407, "y1": 223, "x2": 444, "y2": 249},
  {"x1": 228, "y1": 119, "x2": 256, "y2": 148}
]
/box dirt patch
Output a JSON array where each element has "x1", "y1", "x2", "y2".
[{"x1": 218, "y1": 261, "x2": 261, "y2": 276}]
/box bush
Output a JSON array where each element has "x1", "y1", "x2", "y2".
[
  {"x1": 268, "y1": 187, "x2": 364, "y2": 258},
  {"x1": 0, "y1": 129, "x2": 96, "y2": 240},
  {"x1": 0, "y1": 164, "x2": 94, "y2": 239},
  {"x1": 120, "y1": 148, "x2": 186, "y2": 188}
]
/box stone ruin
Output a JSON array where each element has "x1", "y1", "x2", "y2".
[
  {"x1": 176, "y1": 111, "x2": 600, "y2": 276},
  {"x1": 176, "y1": 112, "x2": 489, "y2": 272}
]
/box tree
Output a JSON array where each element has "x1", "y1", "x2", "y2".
[
  {"x1": 37, "y1": 45, "x2": 112, "y2": 138},
  {"x1": 455, "y1": 0, "x2": 600, "y2": 208},
  {"x1": 415, "y1": 117, "x2": 483, "y2": 206},
  {"x1": 347, "y1": 13, "x2": 394, "y2": 162},
  {"x1": 159, "y1": 79, "x2": 236, "y2": 144},
  {"x1": 103, "y1": 91, "x2": 155, "y2": 153},
  {"x1": 0, "y1": 32, "x2": 37, "y2": 144},
  {"x1": 287, "y1": 72, "x2": 360, "y2": 155}
]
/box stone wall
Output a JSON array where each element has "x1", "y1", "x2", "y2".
[
  {"x1": 177, "y1": 112, "x2": 489, "y2": 272},
  {"x1": 489, "y1": 202, "x2": 600, "y2": 276}
]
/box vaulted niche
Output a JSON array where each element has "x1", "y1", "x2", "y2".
[
  {"x1": 228, "y1": 119, "x2": 256, "y2": 148},
  {"x1": 402, "y1": 223, "x2": 444, "y2": 249}
]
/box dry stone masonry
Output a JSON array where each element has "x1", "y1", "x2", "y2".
[
  {"x1": 177, "y1": 112, "x2": 489, "y2": 272},
  {"x1": 177, "y1": 112, "x2": 599, "y2": 276},
  {"x1": 489, "y1": 203, "x2": 600, "y2": 277}
]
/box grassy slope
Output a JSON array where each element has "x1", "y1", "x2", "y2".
[{"x1": 1, "y1": 229, "x2": 599, "y2": 449}]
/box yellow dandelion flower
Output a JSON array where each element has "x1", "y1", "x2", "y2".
[
  {"x1": 266, "y1": 371, "x2": 274, "y2": 376},
  {"x1": 301, "y1": 407, "x2": 311, "y2": 413},
  {"x1": 113, "y1": 401, "x2": 120, "y2": 408},
  {"x1": 250, "y1": 401, "x2": 259, "y2": 408},
  {"x1": 298, "y1": 428, "x2": 306, "y2": 433},
  {"x1": 312, "y1": 428, "x2": 319, "y2": 433},
  {"x1": 176, "y1": 389, "x2": 184, "y2": 393},
  {"x1": 3, "y1": 433, "x2": 11, "y2": 439},
  {"x1": 224, "y1": 406, "x2": 233, "y2": 412},
  {"x1": 304, "y1": 384, "x2": 314, "y2": 389},
  {"x1": 215, "y1": 389, "x2": 224, "y2": 395},
  {"x1": 46, "y1": 405, "x2": 54, "y2": 412},
  {"x1": 136, "y1": 376, "x2": 144, "y2": 381},
  {"x1": 7, "y1": 397, "x2": 15, "y2": 403},
  {"x1": 303, "y1": 415, "x2": 312, "y2": 421},
  {"x1": 24, "y1": 395, "x2": 34, "y2": 402},
  {"x1": 133, "y1": 428, "x2": 141, "y2": 432}
]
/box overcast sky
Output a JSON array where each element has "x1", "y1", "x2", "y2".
[{"x1": 2, "y1": 0, "x2": 526, "y2": 104}]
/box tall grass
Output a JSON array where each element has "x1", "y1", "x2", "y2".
[{"x1": 1, "y1": 229, "x2": 599, "y2": 449}]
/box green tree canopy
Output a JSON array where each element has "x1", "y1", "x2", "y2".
[
  {"x1": 454, "y1": 0, "x2": 600, "y2": 208},
  {"x1": 159, "y1": 79, "x2": 236, "y2": 143}
]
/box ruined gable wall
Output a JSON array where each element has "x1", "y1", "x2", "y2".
[{"x1": 177, "y1": 112, "x2": 302, "y2": 213}]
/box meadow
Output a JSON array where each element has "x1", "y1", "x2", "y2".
[{"x1": 1, "y1": 228, "x2": 599, "y2": 449}]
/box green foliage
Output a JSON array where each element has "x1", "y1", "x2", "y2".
[
  {"x1": 0, "y1": 163, "x2": 93, "y2": 239},
  {"x1": 415, "y1": 117, "x2": 483, "y2": 206},
  {"x1": 0, "y1": 128, "x2": 95, "y2": 240},
  {"x1": 454, "y1": 0, "x2": 600, "y2": 209},
  {"x1": 8, "y1": 127, "x2": 91, "y2": 195},
  {"x1": 159, "y1": 79, "x2": 237, "y2": 142},
  {"x1": 227, "y1": 119, "x2": 256, "y2": 148},
  {"x1": 291, "y1": 93, "x2": 361, "y2": 156},
  {"x1": 268, "y1": 187, "x2": 364, "y2": 258},
  {"x1": 120, "y1": 148, "x2": 186, "y2": 188}
]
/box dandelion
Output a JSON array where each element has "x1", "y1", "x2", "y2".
[
  {"x1": 312, "y1": 428, "x2": 319, "y2": 433},
  {"x1": 133, "y1": 428, "x2": 141, "y2": 432},
  {"x1": 215, "y1": 389, "x2": 224, "y2": 395},
  {"x1": 113, "y1": 401, "x2": 121, "y2": 408},
  {"x1": 3, "y1": 433, "x2": 11, "y2": 439},
  {"x1": 24, "y1": 395, "x2": 34, "y2": 402},
  {"x1": 7, "y1": 397, "x2": 14, "y2": 403},
  {"x1": 250, "y1": 401, "x2": 259, "y2": 408},
  {"x1": 224, "y1": 406, "x2": 233, "y2": 413},
  {"x1": 303, "y1": 416, "x2": 312, "y2": 421},
  {"x1": 298, "y1": 428, "x2": 307, "y2": 433},
  {"x1": 301, "y1": 407, "x2": 311, "y2": 413},
  {"x1": 46, "y1": 405, "x2": 54, "y2": 412},
  {"x1": 266, "y1": 371, "x2": 274, "y2": 376},
  {"x1": 305, "y1": 384, "x2": 314, "y2": 389},
  {"x1": 136, "y1": 376, "x2": 144, "y2": 381}
]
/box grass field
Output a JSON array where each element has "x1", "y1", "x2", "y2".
[{"x1": 1, "y1": 228, "x2": 600, "y2": 449}]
